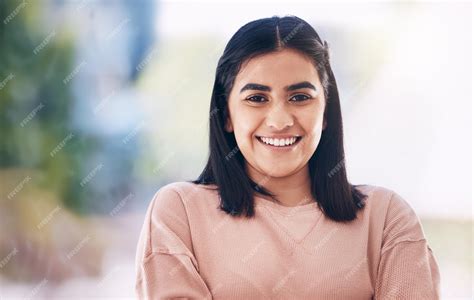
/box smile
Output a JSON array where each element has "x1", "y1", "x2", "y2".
[{"x1": 256, "y1": 135, "x2": 303, "y2": 147}]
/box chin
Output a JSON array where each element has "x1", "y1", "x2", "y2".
[{"x1": 260, "y1": 164, "x2": 297, "y2": 178}]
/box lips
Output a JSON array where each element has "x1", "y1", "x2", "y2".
[{"x1": 255, "y1": 135, "x2": 302, "y2": 148}]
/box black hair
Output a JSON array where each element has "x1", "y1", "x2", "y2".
[{"x1": 190, "y1": 15, "x2": 368, "y2": 222}]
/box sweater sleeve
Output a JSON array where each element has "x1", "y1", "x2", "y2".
[
  {"x1": 374, "y1": 191, "x2": 441, "y2": 299},
  {"x1": 135, "y1": 184, "x2": 213, "y2": 299}
]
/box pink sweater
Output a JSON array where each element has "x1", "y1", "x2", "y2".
[{"x1": 135, "y1": 181, "x2": 440, "y2": 299}]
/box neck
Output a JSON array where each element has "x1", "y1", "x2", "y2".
[{"x1": 246, "y1": 163, "x2": 314, "y2": 207}]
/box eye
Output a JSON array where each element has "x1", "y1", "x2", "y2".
[
  {"x1": 245, "y1": 95, "x2": 268, "y2": 103},
  {"x1": 289, "y1": 94, "x2": 312, "y2": 102}
]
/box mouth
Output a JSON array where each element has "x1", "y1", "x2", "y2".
[{"x1": 255, "y1": 135, "x2": 303, "y2": 148}]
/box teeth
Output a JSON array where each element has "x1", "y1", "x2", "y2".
[{"x1": 259, "y1": 136, "x2": 299, "y2": 147}]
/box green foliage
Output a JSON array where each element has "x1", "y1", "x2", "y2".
[{"x1": 0, "y1": 0, "x2": 98, "y2": 213}]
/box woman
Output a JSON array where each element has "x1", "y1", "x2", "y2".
[{"x1": 135, "y1": 15, "x2": 440, "y2": 299}]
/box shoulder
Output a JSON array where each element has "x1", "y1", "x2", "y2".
[
  {"x1": 141, "y1": 181, "x2": 217, "y2": 254},
  {"x1": 356, "y1": 184, "x2": 427, "y2": 251},
  {"x1": 354, "y1": 184, "x2": 393, "y2": 215},
  {"x1": 355, "y1": 184, "x2": 416, "y2": 217},
  {"x1": 149, "y1": 181, "x2": 219, "y2": 212}
]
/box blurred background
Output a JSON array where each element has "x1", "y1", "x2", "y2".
[{"x1": 0, "y1": 0, "x2": 471, "y2": 298}]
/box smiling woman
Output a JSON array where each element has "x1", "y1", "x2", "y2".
[
  {"x1": 135, "y1": 15, "x2": 440, "y2": 299},
  {"x1": 191, "y1": 16, "x2": 366, "y2": 219}
]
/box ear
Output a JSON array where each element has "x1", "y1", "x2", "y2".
[
  {"x1": 323, "y1": 119, "x2": 327, "y2": 130},
  {"x1": 225, "y1": 116, "x2": 233, "y2": 132}
]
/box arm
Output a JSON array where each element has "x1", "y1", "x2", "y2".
[
  {"x1": 374, "y1": 191, "x2": 441, "y2": 299},
  {"x1": 135, "y1": 184, "x2": 213, "y2": 299}
]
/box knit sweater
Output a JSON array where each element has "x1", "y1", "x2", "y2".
[{"x1": 135, "y1": 181, "x2": 440, "y2": 299}]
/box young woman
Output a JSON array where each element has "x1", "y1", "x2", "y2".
[{"x1": 135, "y1": 15, "x2": 440, "y2": 299}]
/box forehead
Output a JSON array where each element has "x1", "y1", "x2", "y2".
[{"x1": 234, "y1": 48, "x2": 320, "y2": 88}]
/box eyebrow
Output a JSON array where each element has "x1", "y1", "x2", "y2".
[{"x1": 239, "y1": 81, "x2": 317, "y2": 93}]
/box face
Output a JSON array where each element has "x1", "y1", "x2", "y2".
[{"x1": 225, "y1": 48, "x2": 327, "y2": 179}]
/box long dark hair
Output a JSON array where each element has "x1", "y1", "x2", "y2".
[{"x1": 190, "y1": 15, "x2": 368, "y2": 222}]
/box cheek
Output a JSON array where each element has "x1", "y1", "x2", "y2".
[
  {"x1": 300, "y1": 105, "x2": 324, "y2": 129},
  {"x1": 300, "y1": 107, "x2": 325, "y2": 146},
  {"x1": 231, "y1": 119, "x2": 258, "y2": 152},
  {"x1": 234, "y1": 109, "x2": 261, "y2": 137}
]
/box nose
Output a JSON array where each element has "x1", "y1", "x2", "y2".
[{"x1": 265, "y1": 104, "x2": 294, "y2": 131}]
